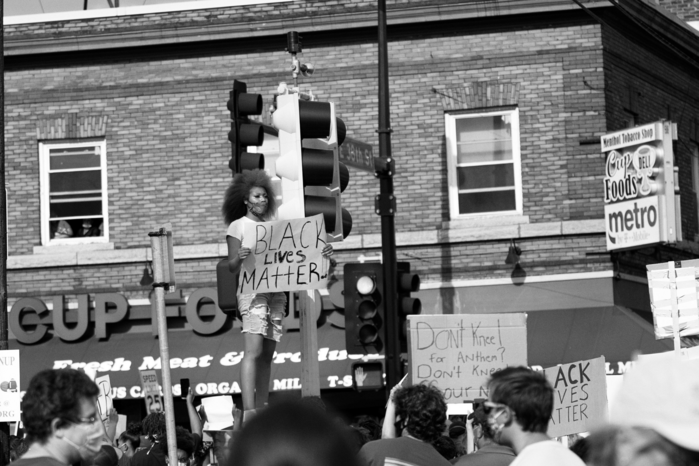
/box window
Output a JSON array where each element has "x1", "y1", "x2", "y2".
[
  {"x1": 445, "y1": 109, "x2": 522, "y2": 218},
  {"x1": 39, "y1": 140, "x2": 109, "y2": 245},
  {"x1": 692, "y1": 146, "x2": 699, "y2": 238}
]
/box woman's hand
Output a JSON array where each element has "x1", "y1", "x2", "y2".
[
  {"x1": 238, "y1": 247, "x2": 251, "y2": 260},
  {"x1": 322, "y1": 244, "x2": 333, "y2": 257}
]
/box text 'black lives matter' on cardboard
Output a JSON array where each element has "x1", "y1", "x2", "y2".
[
  {"x1": 239, "y1": 214, "x2": 331, "y2": 294},
  {"x1": 543, "y1": 356, "x2": 608, "y2": 437},
  {"x1": 407, "y1": 314, "x2": 527, "y2": 402}
]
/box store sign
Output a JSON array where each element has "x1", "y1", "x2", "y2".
[
  {"x1": 0, "y1": 350, "x2": 21, "y2": 422},
  {"x1": 601, "y1": 121, "x2": 678, "y2": 250}
]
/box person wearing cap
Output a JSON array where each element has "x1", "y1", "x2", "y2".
[
  {"x1": 483, "y1": 367, "x2": 584, "y2": 466},
  {"x1": 453, "y1": 403, "x2": 515, "y2": 466}
]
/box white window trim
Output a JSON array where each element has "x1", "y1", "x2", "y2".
[
  {"x1": 39, "y1": 140, "x2": 109, "y2": 246},
  {"x1": 445, "y1": 108, "x2": 522, "y2": 219}
]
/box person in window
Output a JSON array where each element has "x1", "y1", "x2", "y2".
[{"x1": 222, "y1": 169, "x2": 333, "y2": 422}]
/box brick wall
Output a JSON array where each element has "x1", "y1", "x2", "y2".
[{"x1": 660, "y1": 0, "x2": 699, "y2": 21}]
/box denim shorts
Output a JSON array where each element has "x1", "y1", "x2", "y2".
[{"x1": 237, "y1": 292, "x2": 287, "y2": 342}]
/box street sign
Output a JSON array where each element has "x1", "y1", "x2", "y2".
[
  {"x1": 139, "y1": 369, "x2": 163, "y2": 414},
  {"x1": 339, "y1": 137, "x2": 375, "y2": 172}
]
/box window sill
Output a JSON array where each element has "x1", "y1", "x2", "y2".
[
  {"x1": 442, "y1": 214, "x2": 530, "y2": 230},
  {"x1": 33, "y1": 242, "x2": 114, "y2": 255}
]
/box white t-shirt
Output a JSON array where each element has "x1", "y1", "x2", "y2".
[
  {"x1": 509, "y1": 440, "x2": 585, "y2": 466},
  {"x1": 226, "y1": 216, "x2": 254, "y2": 242}
]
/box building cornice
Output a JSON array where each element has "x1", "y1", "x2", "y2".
[{"x1": 4, "y1": 0, "x2": 612, "y2": 56}]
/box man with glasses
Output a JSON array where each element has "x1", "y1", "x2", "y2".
[
  {"x1": 13, "y1": 368, "x2": 106, "y2": 466},
  {"x1": 454, "y1": 401, "x2": 515, "y2": 466},
  {"x1": 484, "y1": 367, "x2": 584, "y2": 466}
]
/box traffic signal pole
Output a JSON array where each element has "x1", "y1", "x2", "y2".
[{"x1": 376, "y1": 0, "x2": 401, "y2": 392}]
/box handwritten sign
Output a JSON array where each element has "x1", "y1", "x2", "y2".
[
  {"x1": 408, "y1": 314, "x2": 527, "y2": 402},
  {"x1": 239, "y1": 214, "x2": 330, "y2": 294},
  {"x1": 543, "y1": 356, "x2": 608, "y2": 437},
  {"x1": 0, "y1": 350, "x2": 21, "y2": 422},
  {"x1": 139, "y1": 370, "x2": 163, "y2": 414},
  {"x1": 95, "y1": 374, "x2": 113, "y2": 421}
]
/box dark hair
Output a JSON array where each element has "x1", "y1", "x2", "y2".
[
  {"x1": 21, "y1": 368, "x2": 99, "y2": 444},
  {"x1": 393, "y1": 384, "x2": 447, "y2": 443},
  {"x1": 353, "y1": 416, "x2": 381, "y2": 441},
  {"x1": 9, "y1": 435, "x2": 28, "y2": 461},
  {"x1": 229, "y1": 400, "x2": 359, "y2": 466},
  {"x1": 161, "y1": 426, "x2": 196, "y2": 460},
  {"x1": 432, "y1": 436, "x2": 458, "y2": 460},
  {"x1": 141, "y1": 412, "x2": 166, "y2": 440},
  {"x1": 222, "y1": 169, "x2": 277, "y2": 224},
  {"x1": 487, "y1": 366, "x2": 553, "y2": 433},
  {"x1": 569, "y1": 436, "x2": 590, "y2": 462},
  {"x1": 119, "y1": 429, "x2": 142, "y2": 451}
]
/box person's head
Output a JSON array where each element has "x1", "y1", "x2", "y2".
[
  {"x1": 229, "y1": 400, "x2": 359, "y2": 466},
  {"x1": 9, "y1": 435, "x2": 28, "y2": 461},
  {"x1": 141, "y1": 412, "x2": 166, "y2": 442},
  {"x1": 486, "y1": 366, "x2": 553, "y2": 445},
  {"x1": 161, "y1": 426, "x2": 196, "y2": 466},
  {"x1": 353, "y1": 416, "x2": 381, "y2": 441},
  {"x1": 21, "y1": 368, "x2": 102, "y2": 463},
  {"x1": 222, "y1": 169, "x2": 277, "y2": 224},
  {"x1": 432, "y1": 436, "x2": 458, "y2": 461},
  {"x1": 117, "y1": 429, "x2": 141, "y2": 458},
  {"x1": 393, "y1": 384, "x2": 447, "y2": 443},
  {"x1": 468, "y1": 400, "x2": 494, "y2": 448},
  {"x1": 585, "y1": 425, "x2": 699, "y2": 466}
]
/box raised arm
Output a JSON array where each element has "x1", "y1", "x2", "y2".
[{"x1": 187, "y1": 387, "x2": 202, "y2": 438}]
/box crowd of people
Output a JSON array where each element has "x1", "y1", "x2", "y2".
[{"x1": 5, "y1": 356, "x2": 699, "y2": 466}]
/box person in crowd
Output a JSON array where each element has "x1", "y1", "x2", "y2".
[
  {"x1": 116, "y1": 428, "x2": 141, "y2": 465},
  {"x1": 9, "y1": 436, "x2": 28, "y2": 462},
  {"x1": 228, "y1": 400, "x2": 358, "y2": 466},
  {"x1": 223, "y1": 169, "x2": 333, "y2": 422},
  {"x1": 483, "y1": 366, "x2": 583, "y2": 466},
  {"x1": 353, "y1": 416, "x2": 382, "y2": 442},
  {"x1": 447, "y1": 418, "x2": 467, "y2": 459},
  {"x1": 584, "y1": 355, "x2": 699, "y2": 465},
  {"x1": 160, "y1": 428, "x2": 195, "y2": 466},
  {"x1": 359, "y1": 384, "x2": 452, "y2": 466},
  {"x1": 12, "y1": 368, "x2": 103, "y2": 466},
  {"x1": 432, "y1": 436, "x2": 458, "y2": 461},
  {"x1": 454, "y1": 402, "x2": 515, "y2": 466},
  {"x1": 131, "y1": 413, "x2": 166, "y2": 466},
  {"x1": 567, "y1": 436, "x2": 588, "y2": 463}
]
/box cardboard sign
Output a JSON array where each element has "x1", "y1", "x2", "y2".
[
  {"x1": 95, "y1": 374, "x2": 113, "y2": 421},
  {"x1": 0, "y1": 350, "x2": 21, "y2": 422},
  {"x1": 239, "y1": 214, "x2": 331, "y2": 294},
  {"x1": 543, "y1": 356, "x2": 608, "y2": 437},
  {"x1": 201, "y1": 395, "x2": 235, "y2": 431},
  {"x1": 408, "y1": 314, "x2": 527, "y2": 402},
  {"x1": 647, "y1": 264, "x2": 699, "y2": 339},
  {"x1": 139, "y1": 370, "x2": 163, "y2": 414}
]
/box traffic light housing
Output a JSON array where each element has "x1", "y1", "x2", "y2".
[
  {"x1": 272, "y1": 93, "x2": 352, "y2": 242},
  {"x1": 396, "y1": 262, "x2": 422, "y2": 352},
  {"x1": 227, "y1": 80, "x2": 265, "y2": 174},
  {"x1": 344, "y1": 262, "x2": 384, "y2": 354}
]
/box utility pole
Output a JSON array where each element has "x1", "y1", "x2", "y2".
[{"x1": 376, "y1": 0, "x2": 400, "y2": 392}]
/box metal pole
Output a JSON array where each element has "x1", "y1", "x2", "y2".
[
  {"x1": 149, "y1": 230, "x2": 178, "y2": 466},
  {"x1": 377, "y1": 0, "x2": 400, "y2": 392},
  {"x1": 0, "y1": 1, "x2": 10, "y2": 462}
]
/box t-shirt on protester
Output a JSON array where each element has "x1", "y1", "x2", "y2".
[{"x1": 508, "y1": 440, "x2": 585, "y2": 466}]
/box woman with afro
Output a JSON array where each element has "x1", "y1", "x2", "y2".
[{"x1": 223, "y1": 169, "x2": 332, "y2": 422}]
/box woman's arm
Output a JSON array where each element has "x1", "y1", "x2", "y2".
[
  {"x1": 186, "y1": 388, "x2": 203, "y2": 438},
  {"x1": 381, "y1": 385, "x2": 402, "y2": 439},
  {"x1": 227, "y1": 236, "x2": 250, "y2": 273}
]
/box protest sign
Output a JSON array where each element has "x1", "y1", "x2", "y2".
[
  {"x1": 0, "y1": 350, "x2": 21, "y2": 422},
  {"x1": 200, "y1": 395, "x2": 235, "y2": 431},
  {"x1": 139, "y1": 370, "x2": 163, "y2": 414},
  {"x1": 543, "y1": 356, "x2": 608, "y2": 437},
  {"x1": 95, "y1": 374, "x2": 113, "y2": 421},
  {"x1": 238, "y1": 214, "x2": 331, "y2": 294},
  {"x1": 408, "y1": 314, "x2": 527, "y2": 402}
]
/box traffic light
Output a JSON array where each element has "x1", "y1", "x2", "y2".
[
  {"x1": 216, "y1": 259, "x2": 237, "y2": 314},
  {"x1": 227, "y1": 80, "x2": 265, "y2": 174},
  {"x1": 396, "y1": 262, "x2": 421, "y2": 352},
  {"x1": 344, "y1": 262, "x2": 384, "y2": 354},
  {"x1": 272, "y1": 93, "x2": 352, "y2": 242}
]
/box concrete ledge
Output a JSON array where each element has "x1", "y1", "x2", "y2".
[{"x1": 8, "y1": 219, "x2": 608, "y2": 269}]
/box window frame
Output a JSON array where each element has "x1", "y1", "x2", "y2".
[
  {"x1": 38, "y1": 139, "x2": 110, "y2": 246},
  {"x1": 445, "y1": 107, "x2": 523, "y2": 219}
]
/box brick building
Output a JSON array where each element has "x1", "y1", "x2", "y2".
[{"x1": 4, "y1": 0, "x2": 699, "y2": 417}]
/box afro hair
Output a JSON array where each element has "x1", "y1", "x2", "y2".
[{"x1": 222, "y1": 169, "x2": 277, "y2": 224}]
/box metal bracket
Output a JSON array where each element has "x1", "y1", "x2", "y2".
[
  {"x1": 374, "y1": 157, "x2": 395, "y2": 178},
  {"x1": 375, "y1": 193, "x2": 397, "y2": 216}
]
